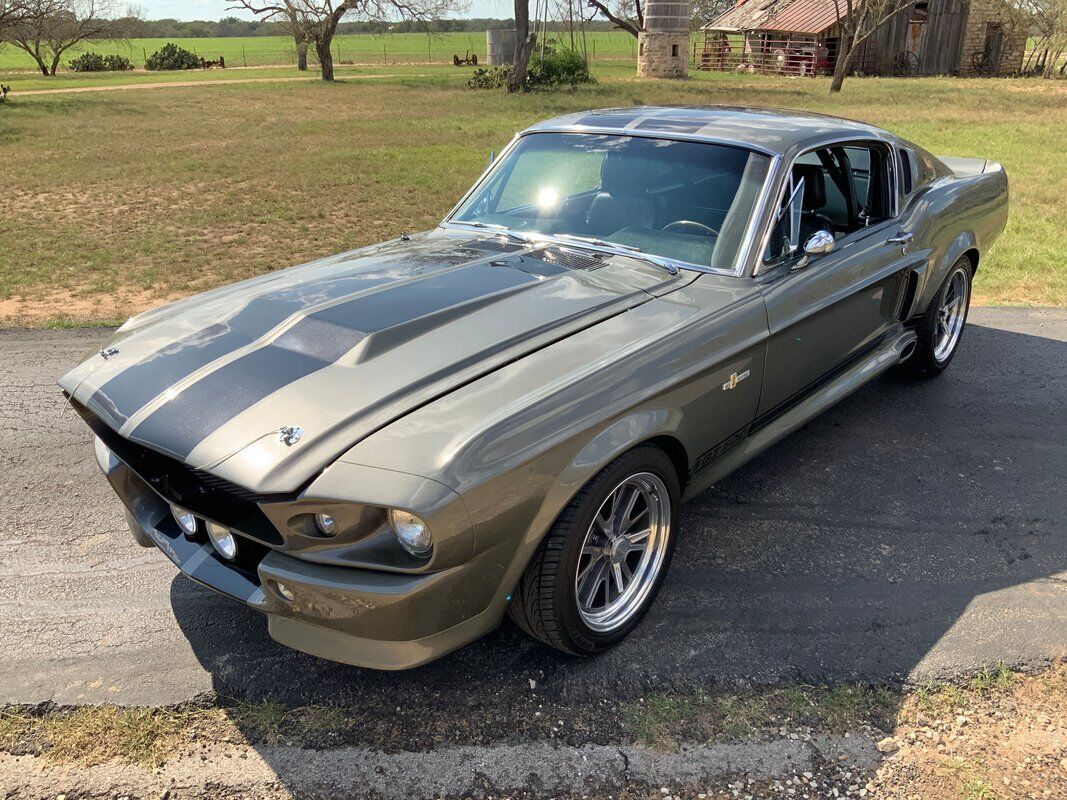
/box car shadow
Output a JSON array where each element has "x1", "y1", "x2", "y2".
[{"x1": 169, "y1": 316, "x2": 1066, "y2": 770}]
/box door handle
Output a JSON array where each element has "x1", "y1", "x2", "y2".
[{"x1": 886, "y1": 231, "x2": 914, "y2": 245}]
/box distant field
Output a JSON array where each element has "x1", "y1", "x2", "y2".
[
  {"x1": 0, "y1": 31, "x2": 662, "y2": 72},
  {"x1": 0, "y1": 63, "x2": 1063, "y2": 326}
]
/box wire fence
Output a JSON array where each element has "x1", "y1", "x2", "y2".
[{"x1": 0, "y1": 32, "x2": 647, "y2": 72}]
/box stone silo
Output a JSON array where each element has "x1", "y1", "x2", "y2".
[{"x1": 638, "y1": 0, "x2": 691, "y2": 78}]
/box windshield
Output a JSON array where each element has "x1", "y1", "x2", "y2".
[{"x1": 449, "y1": 132, "x2": 771, "y2": 271}]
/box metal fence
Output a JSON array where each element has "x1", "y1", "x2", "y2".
[{"x1": 698, "y1": 32, "x2": 834, "y2": 77}]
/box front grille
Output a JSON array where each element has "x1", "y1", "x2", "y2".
[
  {"x1": 72, "y1": 400, "x2": 287, "y2": 545},
  {"x1": 191, "y1": 468, "x2": 262, "y2": 502}
]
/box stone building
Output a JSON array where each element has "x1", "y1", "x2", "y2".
[
  {"x1": 699, "y1": 0, "x2": 1029, "y2": 77},
  {"x1": 638, "y1": 0, "x2": 692, "y2": 78}
]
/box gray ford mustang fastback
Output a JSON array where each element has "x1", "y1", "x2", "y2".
[{"x1": 61, "y1": 106, "x2": 1008, "y2": 669}]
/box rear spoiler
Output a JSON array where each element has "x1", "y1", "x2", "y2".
[{"x1": 938, "y1": 156, "x2": 1003, "y2": 178}]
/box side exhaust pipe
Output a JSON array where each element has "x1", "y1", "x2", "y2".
[{"x1": 897, "y1": 337, "x2": 917, "y2": 363}]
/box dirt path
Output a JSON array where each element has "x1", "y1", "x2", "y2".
[{"x1": 13, "y1": 73, "x2": 431, "y2": 96}]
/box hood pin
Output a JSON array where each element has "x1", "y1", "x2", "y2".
[{"x1": 278, "y1": 426, "x2": 304, "y2": 447}]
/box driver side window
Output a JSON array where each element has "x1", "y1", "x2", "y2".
[{"x1": 763, "y1": 141, "x2": 895, "y2": 264}]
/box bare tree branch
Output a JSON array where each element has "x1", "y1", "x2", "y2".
[
  {"x1": 828, "y1": 0, "x2": 912, "y2": 91},
  {"x1": 585, "y1": 0, "x2": 639, "y2": 37},
  {"x1": 584, "y1": 0, "x2": 640, "y2": 35}
]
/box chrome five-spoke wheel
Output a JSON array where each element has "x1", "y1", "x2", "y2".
[
  {"x1": 507, "y1": 445, "x2": 679, "y2": 656},
  {"x1": 934, "y1": 266, "x2": 970, "y2": 362},
  {"x1": 575, "y1": 472, "x2": 672, "y2": 634},
  {"x1": 896, "y1": 257, "x2": 972, "y2": 379}
]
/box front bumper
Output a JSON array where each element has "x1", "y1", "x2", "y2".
[{"x1": 102, "y1": 440, "x2": 500, "y2": 670}]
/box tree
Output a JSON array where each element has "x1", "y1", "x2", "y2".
[
  {"x1": 507, "y1": 0, "x2": 536, "y2": 91},
  {"x1": 229, "y1": 0, "x2": 457, "y2": 81},
  {"x1": 2, "y1": 0, "x2": 135, "y2": 76},
  {"x1": 828, "y1": 0, "x2": 913, "y2": 92},
  {"x1": 690, "y1": 0, "x2": 732, "y2": 28},
  {"x1": 280, "y1": 7, "x2": 312, "y2": 69},
  {"x1": 0, "y1": 0, "x2": 31, "y2": 33},
  {"x1": 1016, "y1": 0, "x2": 1067, "y2": 76},
  {"x1": 585, "y1": 0, "x2": 640, "y2": 36}
]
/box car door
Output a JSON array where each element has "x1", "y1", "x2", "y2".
[{"x1": 754, "y1": 140, "x2": 921, "y2": 418}]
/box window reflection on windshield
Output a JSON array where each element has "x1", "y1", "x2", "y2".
[{"x1": 450, "y1": 132, "x2": 771, "y2": 271}]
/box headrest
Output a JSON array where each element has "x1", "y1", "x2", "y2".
[
  {"x1": 600, "y1": 150, "x2": 638, "y2": 194},
  {"x1": 793, "y1": 164, "x2": 827, "y2": 210}
]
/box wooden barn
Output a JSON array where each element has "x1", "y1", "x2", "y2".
[{"x1": 699, "y1": 0, "x2": 1028, "y2": 77}]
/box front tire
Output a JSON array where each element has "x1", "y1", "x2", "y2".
[
  {"x1": 508, "y1": 445, "x2": 680, "y2": 656},
  {"x1": 896, "y1": 258, "x2": 972, "y2": 378}
]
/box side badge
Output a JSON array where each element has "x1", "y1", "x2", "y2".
[
  {"x1": 722, "y1": 370, "x2": 751, "y2": 391},
  {"x1": 278, "y1": 426, "x2": 304, "y2": 447}
]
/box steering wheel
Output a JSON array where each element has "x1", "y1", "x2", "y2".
[{"x1": 663, "y1": 220, "x2": 719, "y2": 237}]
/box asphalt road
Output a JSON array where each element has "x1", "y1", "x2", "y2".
[{"x1": 1, "y1": 308, "x2": 1064, "y2": 710}]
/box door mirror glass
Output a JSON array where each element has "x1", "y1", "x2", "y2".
[{"x1": 803, "y1": 229, "x2": 835, "y2": 256}]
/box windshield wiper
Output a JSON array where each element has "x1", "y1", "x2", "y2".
[
  {"x1": 547, "y1": 233, "x2": 679, "y2": 276},
  {"x1": 448, "y1": 221, "x2": 532, "y2": 245}
]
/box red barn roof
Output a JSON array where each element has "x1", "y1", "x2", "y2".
[{"x1": 704, "y1": 0, "x2": 844, "y2": 35}]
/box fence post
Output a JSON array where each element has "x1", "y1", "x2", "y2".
[
  {"x1": 142, "y1": 47, "x2": 147, "y2": 66},
  {"x1": 336, "y1": 41, "x2": 340, "y2": 64},
  {"x1": 242, "y1": 46, "x2": 247, "y2": 67},
  {"x1": 383, "y1": 43, "x2": 387, "y2": 63}
]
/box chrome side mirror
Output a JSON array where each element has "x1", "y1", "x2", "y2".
[
  {"x1": 792, "y1": 230, "x2": 835, "y2": 270},
  {"x1": 804, "y1": 229, "x2": 835, "y2": 255}
]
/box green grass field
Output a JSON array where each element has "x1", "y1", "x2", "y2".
[
  {"x1": 0, "y1": 62, "x2": 1063, "y2": 326},
  {"x1": 0, "y1": 31, "x2": 650, "y2": 72}
]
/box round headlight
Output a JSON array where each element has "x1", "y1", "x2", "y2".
[
  {"x1": 389, "y1": 509, "x2": 433, "y2": 557},
  {"x1": 171, "y1": 505, "x2": 198, "y2": 536},
  {"x1": 314, "y1": 513, "x2": 337, "y2": 536},
  {"x1": 206, "y1": 521, "x2": 237, "y2": 560}
]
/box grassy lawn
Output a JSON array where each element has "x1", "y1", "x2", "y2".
[
  {"x1": 1, "y1": 63, "x2": 465, "y2": 92},
  {"x1": 0, "y1": 63, "x2": 1063, "y2": 326}
]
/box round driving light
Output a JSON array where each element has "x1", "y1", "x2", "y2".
[
  {"x1": 274, "y1": 582, "x2": 295, "y2": 602},
  {"x1": 314, "y1": 513, "x2": 337, "y2": 536},
  {"x1": 171, "y1": 505, "x2": 198, "y2": 536},
  {"x1": 389, "y1": 509, "x2": 433, "y2": 557},
  {"x1": 206, "y1": 521, "x2": 237, "y2": 560}
]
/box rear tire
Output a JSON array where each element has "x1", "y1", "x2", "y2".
[
  {"x1": 508, "y1": 445, "x2": 680, "y2": 656},
  {"x1": 896, "y1": 257, "x2": 972, "y2": 379}
]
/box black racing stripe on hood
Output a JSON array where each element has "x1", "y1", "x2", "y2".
[
  {"x1": 128, "y1": 263, "x2": 537, "y2": 459},
  {"x1": 87, "y1": 298, "x2": 303, "y2": 429},
  {"x1": 84, "y1": 241, "x2": 493, "y2": 430}
]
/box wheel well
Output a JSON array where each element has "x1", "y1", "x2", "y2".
[
  {"x1": 645, "y1": 435, "x2": 690, "y2": 492},
  {"x1": 962, "y1": 248, "x2": 980, "y2": 274}
]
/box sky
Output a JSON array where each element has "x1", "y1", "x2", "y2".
[{"x1": 147, "y1": 0, "x2": 515, "y2": 21}]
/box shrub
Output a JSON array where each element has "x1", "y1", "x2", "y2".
[
  {"x1": 103, "y1": 54, "x2": 134, "y2": 71},
  {"x1": 528, "y1": 47, "x2": 593, "y2": 88},
  {"x1": 145, "y1": 43, "x2": 202, "y2": 71},
  {"x1": 69, "y1": 52, "x2": 134, "y2": 72},
  {"x1": 467, "y1": 64, "x2": 511, "y2": 89},
  {"x1": 68, "y1": 52, "x2": 108, "y2": 72}
]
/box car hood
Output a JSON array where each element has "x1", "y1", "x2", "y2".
[{"x1": 62, "y1": 229, "x2": 692, "y2": 493}]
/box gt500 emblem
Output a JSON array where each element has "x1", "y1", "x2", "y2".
[{"x1": 722, "y1": 370, "x2": 750, "y2": 391}]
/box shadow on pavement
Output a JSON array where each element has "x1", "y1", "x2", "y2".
[{"x1": 170, "y1": 319, "x2": 1066, "y2": 756}]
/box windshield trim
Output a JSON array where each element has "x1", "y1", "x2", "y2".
[{"x1": 441, "y1": 130, "x2": 777, "y2": 279}]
